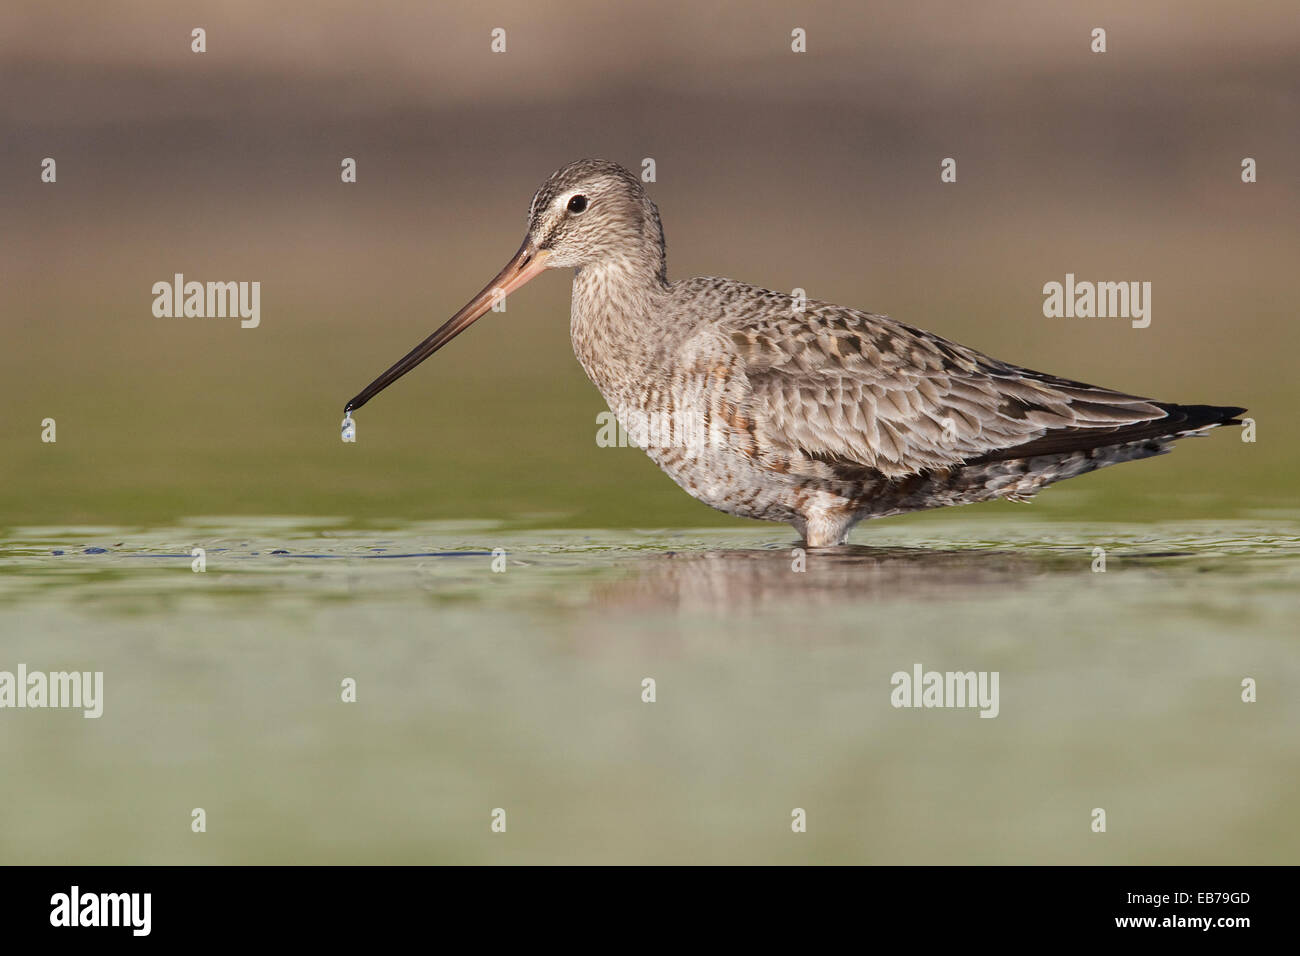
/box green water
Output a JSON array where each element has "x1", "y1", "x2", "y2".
[{"x1": 1, "y1": 514, "x2": 1296, "y2": 864}]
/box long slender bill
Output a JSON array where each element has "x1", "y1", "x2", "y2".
[{"x1": 343, "y1": 240, "x2": 550, "y2": 414}]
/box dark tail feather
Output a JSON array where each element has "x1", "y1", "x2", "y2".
[
  {"x1": 1155, "y1": 402, "x2": 1247, "y2": 429},
  {"x1": 967, "y1": 403, "x2": 1246, "y2": 465},
  {"x1": 866, "y1": 403, "x2": 1245, "y2": 518}
]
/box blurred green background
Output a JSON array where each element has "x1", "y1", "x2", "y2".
[{"x1": 1, "y1": 0, "x2": 1295, "y2": 529}]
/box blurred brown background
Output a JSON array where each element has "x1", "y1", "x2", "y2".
[{"x1": 2, "y1": 0, "x2": 1296, "y2": 528}]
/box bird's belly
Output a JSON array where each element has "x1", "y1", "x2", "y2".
[
  {"x1": 641, "y1": 440, "x2": 799, "y2": 522},
  {"x1": 572, "y1": 322, "x2": 818, "y2": 523},
  {"x1": 598, "y1": 386, "x2": 801, "y2": 523}
]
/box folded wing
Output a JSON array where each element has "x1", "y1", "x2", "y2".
[{"x1": 726, "y1": 300, "x2": 1166, "y2": 478}]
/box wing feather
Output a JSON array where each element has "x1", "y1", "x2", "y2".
[{"x1": 690, "y1": 282, "x2": 1166, "y2": 478}]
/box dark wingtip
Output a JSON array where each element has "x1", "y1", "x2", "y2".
[
  {"x1": 966, "y1": 402, "x2": 1249, "y2": 465},
  {"x1": 1158, "y1": 403, "x2": 1248, "y2": 429}
]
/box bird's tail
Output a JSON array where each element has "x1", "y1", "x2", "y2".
[
  {"x1": 962, "y1": 402, "x2": 1247, "y2": 501},
  {"x1": 964, "y1": 403, "x2": 1246, "y2": 464},
  {"x1": 864, "y1": 403, "x2": 1246, "y2": 518}
]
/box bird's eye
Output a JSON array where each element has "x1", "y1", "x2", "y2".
[{"x1": 567, "y1": 194, "x2": 588, "y2": 213}]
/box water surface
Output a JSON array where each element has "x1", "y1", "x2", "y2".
[{"x1": 1, "y1": 516, "x2": 1295, "y2": 864}]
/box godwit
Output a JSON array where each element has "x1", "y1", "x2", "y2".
[{"x1": 344, "y1": 159, "x2": 1244, "y2": 546}]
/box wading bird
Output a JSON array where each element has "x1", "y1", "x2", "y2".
[{"x1": 344, "y1": 160, "x2": 1244, "y2": 546}]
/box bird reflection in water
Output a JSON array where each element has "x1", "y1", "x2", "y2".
[{"x1": 590, "y1": 544, "x2": 1071, "y2": 613}]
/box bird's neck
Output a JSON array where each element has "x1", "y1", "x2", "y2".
[{"x1": 570, "y1": 258, "x2": 672, "y2": 398}]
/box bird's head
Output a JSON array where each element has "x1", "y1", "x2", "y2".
[{"x1": 343, "y1": 158, "x2": 664, "y2": 415}]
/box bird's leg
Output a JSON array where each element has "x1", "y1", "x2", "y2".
[{"x1": 794, "y1": 508, "x2": 856, "y2": 548}]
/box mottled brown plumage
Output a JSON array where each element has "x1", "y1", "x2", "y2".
[{"x1": 345, "y1": 159, "x2": 1245, "y2": 546}]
